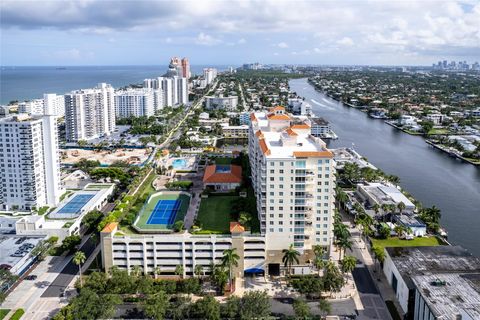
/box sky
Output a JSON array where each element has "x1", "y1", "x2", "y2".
[{"x1": 1, "y1": 0, "x2": 479, "y2": 66}]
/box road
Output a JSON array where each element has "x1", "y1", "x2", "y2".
[
  {"x1": 41, "y1": 236, "x2": 96, "y2": 298},
  {"x1": 238, "y1": 82, "x2": 248, "y2": 111}
]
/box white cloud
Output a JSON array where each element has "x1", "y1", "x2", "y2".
[
  {"x1": 237, "y1": 38, "x2": 246, "y2": 44},
  {"x1": 195, "y1": 32, "x2": 221, "y2": 46},
  {"x1": 277, "y1": 42, "x2": 289, "y2": 48},
  {"x1": 336, "y1": 37, "x2": 354, "y2": 46}
]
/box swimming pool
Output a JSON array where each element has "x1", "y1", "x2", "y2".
[{"x1": 172, "y1": 158, "x2": 187, "y2": 169}]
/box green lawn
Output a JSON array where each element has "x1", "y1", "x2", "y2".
[
  {"x1": 0, "y1": 309, "x2": 10, "y2": 320},
  {"x1": 428, "y1": 128, "x2": 450, "y2": 135},
  {"x1": 371, "y1": 236, "x2": 441, "y2": 250},
  {"x1": 134, "y1": 193, "x2": 190, "y2": 231},
  {"x1": 196, "y1": 196, "x2": 239, "y2": 233},
  {"x1": 9, "y1": 309, "x2": 24, "y2": 320}
]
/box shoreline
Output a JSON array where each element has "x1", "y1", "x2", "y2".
[{"x1": 307, "y1": 79, "x2": 479, "y2": 167}]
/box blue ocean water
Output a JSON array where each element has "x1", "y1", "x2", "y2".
[{"x1": 0, "y1": 65, "x2": 231, "y2": 104}]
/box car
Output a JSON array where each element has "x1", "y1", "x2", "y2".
[
  {"x1": 0, "y1": 264, "x2": 12, "y2": 270},
  {"x1": 25, "y1": 275, "x2": 37, "y2": 280}
]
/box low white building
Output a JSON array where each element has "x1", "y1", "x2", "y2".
[
  {"x1": 221, "y1": 124, "x2": 249, "y2": 138},
  {"x1": 205, "y1": 95, "x2": 238, "y2": 110},
  {"x1": 398, "y1": 115, "x2": 417, "y2": 126},
  {"x1": 310, "y1": 118, "x2": 332, "y2": 137},
  {"x1": 394, "y1": 215, "x2": 426, "y2": 237},
  {"x1": 356, "y1": 182, "x2": 415, "y2": 212}
]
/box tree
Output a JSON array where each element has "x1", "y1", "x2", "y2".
[
  {"x1": 291, "y1": 275, "x2": 324, "y2": 298},
  {"x1": 282, "y1": 244, "x2": 300, "y2": 276},
  {"x1": 168, "y1": 295, "x2": 192, "y2": 320},
  {"x1": 173, "y1": 220, "x2": 184, "y2": 232},
  {"x1": 378, "y1": 224, "x2": 391, "y2": 239},
  {"x1": 397, "y1": 201, "x2": 406, "y2": 215},
  {"x1": 293, "y1": 299, "x2": 311, "y2": 319},
  {"x1": 336, "y1": 233, "x2": 352, "y2": 261},
  {"x1": 322, "y1": 261, "x2": 344, "y2": 294},
  {"x1": 175, "y1": 265, "x2": 184, "y2": 279},
  {"x1": 70, "y1": 288, "x2": 120, "y2": 320},
  {"x1": 211, "y1": 264, "x2": 228, "y2": 294},
  {"x1": 372, "y1": 203, "x2": 380, "y2": 217},
  {"x1": 221, "y1": 248, "x2": 240, "y2": 288},
  {"x1": 238, "y1": 211, "x2": 252, "y2": 229},
  {"x1": 82, "y1": 271, "x2": 108, "y2": 294},
  {"x1": 421, "y1": 121, "x2": 434, "y2": 135},
  {"x1": 193, "y1": 295, "x2": 220, "y2": 320},
  {"x1": 131, "y1": 265, "x2": 143, "y2": 278},
  {"x1": 81, "y1": 210, "x2": 103, "y2": 233},
  {"x1": 154, "y1": 266, "x2": 162, "y2": 279},
  {"x1": 238, "y1": 290, "x2": 270, "y2": 320},
  {"x1": 73, "y1": 251, "x2": 86, "y2": 288},
  {"x1": 222, "y1": 295, "x2": 240, "y2": 319},
  {"x1": 394, "y1": 224, "x2": 407, "y2": 238},
  {"x1": 31, "y1": 240, "x2": 53, "y2": 261},
  {"x1": 340, "y1": 255, "x2": 357, "y2": 274},
  {"x1": 143, "y1": 291, "x2": 169, "y2": 320},
  {"x1": 372, "y1": 246, "x2": 385, "y2": 271},
  {"x1": 61, "y1": 235, "x2": 81, "y2": 253},
  {"x1": 318, "y1": 298, "x2": 332, "y2": 318},
  {"x1": 194, "y1": 264, "x2": 203, "y2": 278}
]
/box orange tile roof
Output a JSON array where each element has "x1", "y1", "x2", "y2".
[
  {"x1": 102, "y1": 222, "x2": 118, "y2": 233},
  {"x1": 161, "y1": 149, "x2": 170, "y2": 156},
  {"x1": 230, "y1": 222, "x2": 245, "y2": 233},
  {"x1": 258, "y1": 139, "x2": 271, "y2": 155},
  {"x1": 268, "y1": 106, "x2": 286, "y2": 112},
  {"x1": 291, "y1": 124, "x2": 311, "y2": 129},
  {"x1": 203, "y1": 165, "x2": 242, "y2": 184},
  {"x1": 267, "y1": 114, "x2": 291, "y2": 121},
  {"x1": 286, "y1": 128, "x2": 298, "y2": 136},
  {"x1": 255, "y1": 130, "x2": 264, "y2": 137},
  {"x1": 250, "y1": 113, "x2": 257, "y2": 122},
  {"x1": 293, "y1": 151, "x2": 333, "y2": 158}
]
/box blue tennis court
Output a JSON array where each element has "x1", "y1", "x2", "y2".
[
  {"x1": 146, "y1": 199, "x2": 181, "y2": 225},
  {"x1": 57, "y1": 194, "x2": 95, "y2": 214}
]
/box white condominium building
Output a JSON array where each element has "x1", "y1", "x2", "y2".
[
  {"x1": 64, "y1": 83, "x2": 115, "y2": 142},
  {"x1": 143, "y1": 76, "x2": 188, "y2": 107},
  {"x1": 0, "y1": 114, "x2": 63, "y2": 211},
  {"x1": 249, "y1": 106, "x2": 335, "y2": 253},
  {"x1": 114, "y1": 89, "x2": 155, "y2": 118},
  {"x1": 18, "y1": 94, "x2": 65, "y2": 117},
  {"x1": 203, "y1": 68, "x2": 217, "y2": 85}
]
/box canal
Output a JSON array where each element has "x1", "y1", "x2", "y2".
[{"x1": 289, "y1": 78, "x2": 480, "y2": 256}]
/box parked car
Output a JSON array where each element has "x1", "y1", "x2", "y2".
[{"x1": 25, "y1": 275, "x2": 37, "y2": 280}]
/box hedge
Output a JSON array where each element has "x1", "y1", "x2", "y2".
[{"x1": 9, "y1": 309, "x2": 24, "y2": 320}]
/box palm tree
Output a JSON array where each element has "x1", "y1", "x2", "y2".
[
  {"x1": 194, "y1": 264, "x2": 204, "y2": 278},
  {"x1": 335, "y1": 188, "x2": 349, "y2": 211},
  {"x1": 340, "y1": 255, "x2": 357, "y2": 274},
  {"x1": 175, "y1": 265, "x2": 184, "y2": 279},
  {"x1": 73, "y1": 251, "x2": 86, "y2": 287},
  {"x1": 154, "y1": 266, "x2": 162, "y2": 279},
  {"x1": 312, "y1": 245, "x2": 326, "y2": 259},
  {"x1": 282, "y1": 244, "x2": 300, "y2": 276},
  {"x1": 221, "y1": 249, "x2": 239, "y2": 287},
  {"x1": 394, "y1": 225, "x2": 407, "y2": 238},
  {"x1": 336, "y1": 234, "x2": 352, "y2": 261},
  {"x1": 372, "y1": 203, "x2": 380, "y2": 218},
  {"x1": 372, "y1": 246, "x2": 385, "y2": 271},
  {"x1": 131, "y1": 265, "x2": 143, "y2": 277},
  {"x1": 397, "y1": 202, "x2": 406, "y2": 216}
]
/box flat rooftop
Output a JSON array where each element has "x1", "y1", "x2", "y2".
[
  {"x1": 386, "y1": 245, "x2": 480, "y2": 289},
  {"x1": 359, "y1": 182, "x2": 415, "y2": 209},
  {"x1": 412, "y1": 273, "x2": 480, "y2": 319}
]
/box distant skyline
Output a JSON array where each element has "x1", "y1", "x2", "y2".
[{"x1": 1, "y1": 0, "x2": 479, "y2": 66}]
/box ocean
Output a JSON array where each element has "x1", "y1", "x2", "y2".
[{"x1": 0, "y1": 65, "x2": 232, "y2": 104}]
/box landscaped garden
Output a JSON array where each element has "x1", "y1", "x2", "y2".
[{"x1": 195, "y1": 196, "x2": 239, "y2": 234}]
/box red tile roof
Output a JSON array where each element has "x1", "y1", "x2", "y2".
[
  {"x1": 268, "y1": 106, "x2": 286, "y2": 112},
  {"x1": 250, "y1": 113, "x2": 257, "y2": 122},
  {"x1": 258, "y1": 139, "x2": 271, "y2": 155},
  {"x1": 230, "y1": 222, "x2": 245, "y2": 233},
  {"x1": 291, "y1": 124, "x2": 310, "y2": 129},
  {"x1": 267, "y1": 114, "x2": 291, "y2": 121},
  {"x1": 101, "y1": 222, "x2": 118, "y2": 233},
  {"x1": 286, "y1": 128, "x2": 298, "y2": 136},
  {"x1": 203, "y1": 165, "x2": 242, "y2": 184}
]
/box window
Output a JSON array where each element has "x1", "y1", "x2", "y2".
[
  {"x1": 317, "y1": 160, "x2": 323, "y2": 165},
  {"x1": 270, "y1": 228, "x2": 274, "y2": 232},
  {"x1": 269, "y1": 206, "x2": 274, "y2": 210},
  {"x1": 270, "y1": 177, "x2": 274, "y2": 181},
  {"x1": 270, "y1": 170, "x2": 275, "y2": 174},
  {"x1": 279, "y1": 228, "x2": 284, "y2": 232},
  {"x1": 279, "y1": 169, "x2": 284, "y2": 174},
  {"x1": 295, "y1": 160, "x2": 306, "y2": 168},
  {"x1": 270, "y1": 192, "x2": 274, "y2": 196},
  {"x1": 280, "y1": 162, "x2": 284, "y2": 166}
]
